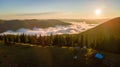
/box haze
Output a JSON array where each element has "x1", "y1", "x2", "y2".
[{"x1": 0, "y1": 0, "x2": 120, "y2": 19}]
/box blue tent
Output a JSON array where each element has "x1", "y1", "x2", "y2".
[{"x1": 95, "y1": 53, "x2": 103, "y2": 59}]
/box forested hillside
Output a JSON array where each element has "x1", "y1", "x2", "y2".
[
  {"x1": 0, "y1": 17, "x2": 120, "y2": 53},
  {"x1": 80, "y1": 17, "x2": 120, "y2": 53}
]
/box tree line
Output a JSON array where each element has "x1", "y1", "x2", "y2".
[
  {"x1": 0, "y1": 34, "x2": 120, "y2": 53},
  {"x1": 0, "y1": 34, "x2": 83, "y2": 47}
]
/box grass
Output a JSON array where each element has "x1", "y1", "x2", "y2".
[{"x1": 0, "y1": 43, "x2": 119, "y2": 67}]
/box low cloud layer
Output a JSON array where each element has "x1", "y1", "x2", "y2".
[{"x1": 0, "y1": 22, "x2": 98, "y2": 36}]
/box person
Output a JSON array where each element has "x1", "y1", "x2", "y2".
[
  {"x1": 73, "y1": 55, "x2": 78, "y2": 61},
  {"x1": 73, "y1": 46, "x2": 80, "y2": 61},
  {"x1": 84, "y1": 54, "x2": 88, "y2": 64}
]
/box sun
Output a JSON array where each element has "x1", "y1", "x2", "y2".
[{"x1": 95, "y1": 9, "x2": 102, "y2": 15}]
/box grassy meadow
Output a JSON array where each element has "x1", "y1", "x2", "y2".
[{"x1": 0, "y1": 42, "x2": 120, "y2": 67}]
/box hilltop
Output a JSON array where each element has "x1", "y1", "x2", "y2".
[{"x1": 80, "y1": 17, "x2": 120, "y2": 53}]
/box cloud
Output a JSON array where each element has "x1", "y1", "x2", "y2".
[
  {"x1": 0, "y1": 12, "x2": 82, "y2": 20},
  {"x1": 0, "y1": 21, "x2": 98, "y2": 36},
  {"x1": 16, "y1": 12, "x2": 60, "y2": 16}
]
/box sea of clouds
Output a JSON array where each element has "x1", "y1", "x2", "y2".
[{"x1": 0, "y1": 22, "x2": 98, "y2": 36}]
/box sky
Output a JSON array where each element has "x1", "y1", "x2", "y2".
[{"x1": 0, "y1": 0, "x2": 120, "y2": 19}]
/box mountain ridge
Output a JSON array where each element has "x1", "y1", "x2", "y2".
[
  {"x1": 80, "y1": 17, "x2": 120, "y2": 53},
  {"x1": 0, "y1": 19, "x2": 70, "y2": 33}
]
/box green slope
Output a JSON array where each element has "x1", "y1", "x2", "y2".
[
  {"x1": 80, "y1": 17, "x2": 120, "y2": 53},
  {"x1": 0, "y1": 44, "x2": 114, "y2": 67},
  {"x1": 82, "y1": 17, "x2": 120, "y2": 36}
]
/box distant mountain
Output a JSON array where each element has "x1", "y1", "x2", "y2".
[
  {"x1": 0, "y1": 19, "x2": 70, "y2": 33},
  {"x1": 62, "y1": 19, "x2": 108, "y2": 24},
  {"x1": 80, "y1": 17, "x2": 120, "y2": 53}
]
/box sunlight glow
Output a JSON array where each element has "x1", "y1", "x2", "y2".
[{"x1": 95, "y1": 9, "x2": 102, "y2": 15}]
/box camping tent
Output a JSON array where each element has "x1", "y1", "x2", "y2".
[{"x1": 95, "y1": 53, "x2": 104, "y2": 59}]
